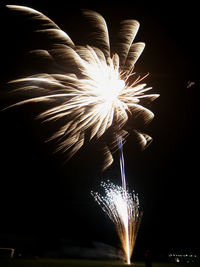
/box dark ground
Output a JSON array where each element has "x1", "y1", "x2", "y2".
[{"x1": 1, "y1": 259, "x2": 200, "y2": 267}]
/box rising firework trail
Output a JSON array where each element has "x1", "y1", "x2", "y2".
[
  {"x1": 118, "y1": 135, "x2": 126, "y2": 191},
  {"x1": 5, "y1": 5, "x2": 159, "y2": 169}
]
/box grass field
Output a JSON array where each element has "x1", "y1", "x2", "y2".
[{"x1": 0, "y1": 259, "x2": 200, "y2": 267}]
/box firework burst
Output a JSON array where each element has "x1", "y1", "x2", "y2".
[{"x1": 5, "y1": 6, "x2": 159, "y2": 169}]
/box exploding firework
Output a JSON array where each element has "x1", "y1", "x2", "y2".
[
  {"x1": 5, "y1": 5, "x2": 159, "y2": 169},
  {"x1": 91, "y1": 180, "x2": 142, "y2": 264}
]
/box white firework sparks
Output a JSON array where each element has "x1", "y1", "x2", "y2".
[
  {"x1": 91, "y1": 181, "x2": 142, "y2": 264},
  {"x1": 5, "y1": 6, "x2": 159, "y2": 169}
]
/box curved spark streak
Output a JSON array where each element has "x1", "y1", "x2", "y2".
[
  {"x1": 91, "y1": 181, "x2": 142, "y2": 264},
  {"x1": 5, "y1": 6, "x2": 159, "y2": 169}
]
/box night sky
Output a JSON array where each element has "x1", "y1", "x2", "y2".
[{"x1": 0, "y1": 1, "x2": 199, "y2": 259}]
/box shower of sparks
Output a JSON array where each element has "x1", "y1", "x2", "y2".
[
  {"x1": 91, "y1": 181, "x2": 142, "y2": 264},
  {"x1": 5, "y1": 5, "x2": 159, "y2": 169},
  {"x1": 91, "y1": 136, "x2": 143, "y2": 264}
]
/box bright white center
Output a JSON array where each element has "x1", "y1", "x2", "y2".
[{"x1": 101, "y1": 79, "x2": 125, "y2": 102}]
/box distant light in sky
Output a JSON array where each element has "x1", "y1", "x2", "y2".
[{"x1": 186, "y1": 81, "x2": 195, "y2": 88}]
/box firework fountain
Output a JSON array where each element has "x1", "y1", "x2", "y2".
[
  {"x1": 5, "y1": 6, "x2": 159, "y2": 264},
  {"x1": 91, "y1": 136, "x2": 143, "y2": 264}
]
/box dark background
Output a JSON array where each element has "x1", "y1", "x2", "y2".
[{"x1": 0, "y1": 1, "x2": 199, "y2": 260}]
